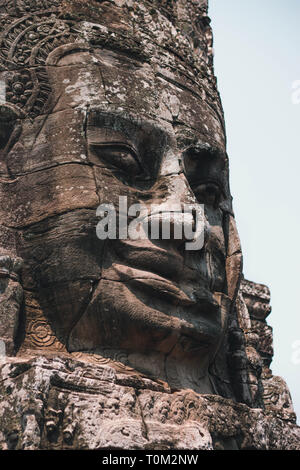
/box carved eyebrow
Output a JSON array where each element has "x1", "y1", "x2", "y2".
[
  {"x1": 183, "y1": 144, "x2": 227, "y2": 173},
  {"x1": 184, "y1": 143, "x2": 226, "y2": 161},
  {"x1": 87, "y1": 126, "x2": 132, "y2": 143},
  {"x1": 86, "y1": 109, "x2": 171, "y2": 147}
]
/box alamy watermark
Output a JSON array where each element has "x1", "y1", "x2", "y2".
[
  {"x1": 0, "y1": 80, "x2": 5, "y2": 105},
  {"x1": 95, "y1": 197, "x2": 205, "y2": 251}
]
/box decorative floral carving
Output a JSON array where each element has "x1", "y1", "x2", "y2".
[
  {"x1": 0, "y1": 12, "x2": 76, "y2": 117},
  {"x1": 6, "y1": 71, "x2": 33, "y2": 108},
  {"x1": 27, "y1": 319, "x2": 56, "y2": 348}
]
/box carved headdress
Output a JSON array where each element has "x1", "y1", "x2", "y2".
[{"x1": 0, "y1": 0, "x2": 221, "y2": 121}]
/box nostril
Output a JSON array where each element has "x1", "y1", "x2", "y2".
[{"x1": 145, "y1": 210, "x2": 205, "y2": 247}]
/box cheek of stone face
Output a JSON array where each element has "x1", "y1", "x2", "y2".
[
  {"x1": 19, "y1": 210, "x2": 104, "y2": 343},
  {"x1": 14, "y1": 48, "x2": 230, "y2": 353}
]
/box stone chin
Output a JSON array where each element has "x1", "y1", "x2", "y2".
[
  {"x1": 66, "y1": 252, "x2": 229, "y2": 363},
  {"x1": 67, "y1": 279, "x2": 226, "y2": 357}
]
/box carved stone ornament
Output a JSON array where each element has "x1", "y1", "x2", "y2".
[{"x1": 0, "y1": 0, "x2": 299, "y2": 450}]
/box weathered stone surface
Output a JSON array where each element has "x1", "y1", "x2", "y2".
[
  {"x1": 0, "y1": 355, "x2": 299, "y2": 450},
  {"x1": 0, "y1": 256, "x2": 23, "y2": 356},
  {"x1": 0, "y1": 0, "x2": 298, "y2": 450},
  {"x1": 240, "y1": 278, "x2": 272, "y2": 321}
]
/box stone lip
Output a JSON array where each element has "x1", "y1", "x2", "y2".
[{"x1": 0, "y1": 354, "x2": 299, "y2": 450}]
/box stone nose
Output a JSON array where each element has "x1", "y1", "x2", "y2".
[{"x1": 143, "y1": 173, "x2": 210, "y2": 249}]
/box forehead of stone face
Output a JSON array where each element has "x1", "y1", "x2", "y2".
[
  {"x1": 45, "y1": 47, "x2": 226, "y2": 151},
  {"x1": 2, "y1": 44, "x2": 230, "y2": 228}
]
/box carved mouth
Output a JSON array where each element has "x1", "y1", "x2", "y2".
[
  {"x1": 113, "y1": 239, "x2": 189, "y2": 282},
  {"x1": 68, "y1": 263, "x2": 224, "y2": 353},
  {"x1": 108, "y1": 264, "x2": 219, "y2": 313}
]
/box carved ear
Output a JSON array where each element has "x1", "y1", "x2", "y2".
[
  {"x1": 0, "y1": 104, "x2": 23, "y2": 176},
  {"x1": 0, "y1": 104, "x2": 23, "y2": 154},
  {"x1": 225, "y1": 215, "x2": 243, "y2": 302}
]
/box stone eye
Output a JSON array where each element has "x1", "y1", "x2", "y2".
[
  {"x1": 192, "y1": 182, "x2": 223, "y2": 208},
  {"x1": 92, "y1": 144, "x2": 142, "y2": 176},
  {"x1": 183, "y1": 145, "x2": 226, "y2": 208}
]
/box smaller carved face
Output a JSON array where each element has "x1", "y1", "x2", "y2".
[
  {"x1": 107, "y1": 394, "x2": 120, "y2": 415},
  {"x1": 171, "y1": 398, "x2": 186, "y2": 425},
  {"x1": 154, "y1": 398, "x2": 171, "y2": 424},
  {"x1": 120, "y1": 392, "x2": 136, "y2": 412}
]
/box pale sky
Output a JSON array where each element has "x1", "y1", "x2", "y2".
[{"x1": 209, "y1": 0, "x2": 300, "y2": 422}]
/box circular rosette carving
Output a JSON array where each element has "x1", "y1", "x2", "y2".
[
  {"x1": 95, "y1": 349, "x2": 135, "y2": 372},
  {"x1": 27, "y1": 319, "x2": 56, "y2": 348},
  {"x1": 0, "y1": 12, "x2": 77, "y2": 117},
  {"x1": 109, "y1": 350, "x2": 134, "y2": 371},
  {"x1": 87, "y1": 354, "x2": 111, "y2": 366},
  {"x1": 0, "y1": 1, "x2": 60, "y2": 16},
  {"x1": 5, "y1": 71, "x2": 33, "y2": 108}
]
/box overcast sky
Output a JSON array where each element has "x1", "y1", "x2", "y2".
[{"x1": 209, "y1": 0, "x2": 300, "y2": 422}]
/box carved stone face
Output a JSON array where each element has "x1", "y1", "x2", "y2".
[
  {"x1": 0, "y1": 1, "x2": 243, "y2": 393},
  {"x1": 4, "y1": 45, "x2": 231, "y2": 365}
]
